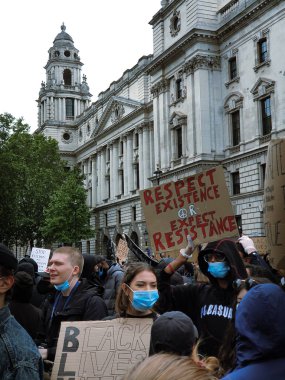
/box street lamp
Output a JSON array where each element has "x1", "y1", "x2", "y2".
[
  {"x1": 153, "y1": 165, "x2": 163, "y2": 185},
  {"x1": 143, "y1": 229, "x2": 148, "y2": 246}
]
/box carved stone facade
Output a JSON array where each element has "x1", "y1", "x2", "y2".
[{"x1": 37, "y1": 0, "x2": 285, "y2": 255}]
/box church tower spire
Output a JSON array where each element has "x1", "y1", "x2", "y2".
[{"x1": 37, "y1": 24, "x2": 92, "y2": 144}]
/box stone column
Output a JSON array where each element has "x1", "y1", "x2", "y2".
[
  {"x1": 139, "y1": 125, "x2": 146, "y2": 188},
  {"x1": 112, "y1": 140, "x2": 119, "y2": 197},
  {"x1": 108, "y1": 144, "x2": 114, "y2": 199},
  {"x1": 127, "y1": 132, "x2": 134, "y2": 192},
  {"x1": 97, "y1": 149, "x2": 102, "y2": 203},
  {"x1": 152, "y1": 79, "x2": 170, "y2": 170},
  {"x1": 91, "y1": 155, "x2": 97, "y2": 207},
  {"x1": 58, "y1": 98, "x2": 61, "y2": 121},
  {"x1": 61, "y1": 98, "x2": 65, "y2": 121},
  {"x1": 100, "y1": 148, "x2": 106, "y2": 201},
  {"x1": 123, "y1": 135, "x2": 128, "y2": 195}
]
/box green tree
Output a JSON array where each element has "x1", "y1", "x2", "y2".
[
  {"x1": 0, "y1": 112, "x2": 29, "y2": 146},
  {"x1": 0, "y1": 113, "x2": 66, "y2": 246},
  {"x1": 41, "y1": 169, "x2": 93, "y2": 245}
]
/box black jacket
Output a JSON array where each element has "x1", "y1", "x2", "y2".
[
  {"x1": 39, "y1": 278, "x2": 108, "y2": 361},
  {"x1": 9, "y1": 301, "x2": 42, "y2": 340},
  {"x1": 157, "y1": 239, "x2": 247, "y2": 357}
]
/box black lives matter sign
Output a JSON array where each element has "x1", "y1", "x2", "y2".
[{"x1": 51, "y1": 318, "x2": 152, "y2": 380}]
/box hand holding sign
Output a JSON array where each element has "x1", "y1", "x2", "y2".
[
  {"x1": 180, "y1": 235, "x2": 195, "y2": 259},
  {"x1": 238, "y1": 235, "x2": 257, "y2": 255}
]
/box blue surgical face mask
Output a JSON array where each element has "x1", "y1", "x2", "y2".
[
  {"x1": 127, "y1": 285, "x2": 159, "y2": 311},
  {"x1": 54, "y1": 270, "x2": 74, "y2": 292},
  {"x1": 54, "y1": 280, "x2": 70, "y2": 292},
  {"x1": 207, "y1": 261, "x2": 230, "y2": 278}
]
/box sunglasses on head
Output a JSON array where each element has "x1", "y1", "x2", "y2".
[
  {"x1": 203, "y1": 253, "x2": 226, "y2": 263},
  {"x1": 232, "y1": 278, "x2": 258, "y2": 291}
]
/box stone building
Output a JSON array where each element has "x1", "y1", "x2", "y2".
[{"x1": 35, "y1": 0, "x2": 285, "y2": 255}]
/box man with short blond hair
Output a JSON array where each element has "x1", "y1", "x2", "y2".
[
  {"x1": 52, "y1": 246, "x2": 84, "y2": 274},
  {"x1": 38, "y1": 246, "x2": 108, "y2": 362}
]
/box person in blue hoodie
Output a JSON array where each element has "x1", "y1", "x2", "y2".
[
  {"x1": 102, "y1": 258, "x2": 125, "y2": 315},
  {"x1": 222, "y1": 283, "x2": 285, "y2": 380}
]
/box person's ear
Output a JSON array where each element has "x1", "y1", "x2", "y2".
[
  {"x1": 73, "y1": 266, "x2": 80, "y2": 276},
  {"x1": 121, "y1": 283, "x2": 130, "y2": 296},
  {"x1": 0, "y1": 275, "x2": 14, "y2": 294}
]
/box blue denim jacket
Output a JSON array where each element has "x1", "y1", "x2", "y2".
[{"x1": 0, "y1": 305, "x2": 43, "y2": 380}]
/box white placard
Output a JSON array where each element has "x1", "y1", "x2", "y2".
[{"x1": 30, "y1": 247, "x2": 51, "y2": 272}]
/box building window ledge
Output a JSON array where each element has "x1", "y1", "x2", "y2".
[
  {"x1": 225, "y1": 76, "x2": 240, "y2": 88},
  {"x1": 253, "y1": 59, "x2": 271, "y2": 73},
  {"x1": 259, "y1": 133, "x2": 271, "y2": 144},
  {"x1": 229, "y1": 145, "x2": 240, "y2": 154}
]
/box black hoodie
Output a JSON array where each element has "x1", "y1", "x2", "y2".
[
  {"x1": 157, "y1": 239, "x2": 247, "y2": 357},
  {"x1": 80, "y1": 254, "x2": 105, "y2": 297}
]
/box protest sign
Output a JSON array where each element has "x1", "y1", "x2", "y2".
[
  {"x1": 251, "y1": 237, "x2": 268, "y2": 255},
  {"x1": 116, "y1": 238, "x2": 129, "y2": 264},
  {"x1": 30, "y1": 247, "x2": 50, "y2": 272},
  {"x1": 140, "y1": 166, "x2": 238, "y2": 255},
  {"x1": 263, "y1": 139, "x2": 285, "y2": 270},
  {"x1": 51, "y1": 318, "x2": 153, "y2": 380}
]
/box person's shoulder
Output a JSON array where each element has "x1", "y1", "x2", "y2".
[
  {"x1": 78, "y1": 278, "x2": 98, "y2": 292},
  {"x1": 85, "y1": 291, "x2": 108, "y2": 307},
  {"x1": 8, "y1": 317, "x2": 40, "y2": 352},
  {"x1": 110, "y1": 264, "x2": 124, "y2": 274}
]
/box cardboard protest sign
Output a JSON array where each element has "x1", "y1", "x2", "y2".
[
  {"x1": 51, "y1": 318, "x2": 153, "y2": 380},
  {"x1": 116, "y1": 238, "x2": 129, "y2": 264},
  {"x1": 263, "y1": 139, "x2": 285, "y2": 270},
  {"x1": 140, "y1": 166, "x2": 238, "y2": 255},
  {"x1": 251, "y1": 237, "x2": 268, "y2": 255},
  {"x1": 30, "y1": 247, "x2": 50, "y2": 272}
]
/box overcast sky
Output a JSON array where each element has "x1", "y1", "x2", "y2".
[{"x1": 0, "y1": 0, "x2": 161, "y2": 132}]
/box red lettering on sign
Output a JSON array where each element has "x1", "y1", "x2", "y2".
[
  {"x1": 154, "y1": 187, "x2": 163, "y2": 201},
  {"x1": 206, "y1": 168, "x2": 216, "y2": 185},
  {"x1": 165, "y1": 232, "x2": 175, "y2": 248},
  {"x1": 153, "y1": 232, "x2": 165, "y2": 251},
  {"x1": 175, "y1": 180, "x2": 184, "y2": 196},
  {"x1": 164, "y1": 183, "x2": 173, "y2": 199},
  {"x1": 143, "y1": 190, "x2": 154, "y2": 206}
]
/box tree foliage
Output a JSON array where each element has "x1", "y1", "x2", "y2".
[
  {"x1": 41, "y1": 169, "x2": 93, "y2": 245},
  {"x1": 0, "y1": 112, "x2": 30, "y2": 145},
  {"x1": 0, "y1": 113, "x2": 65, "y2": 246},
  {"x1": 0, "y1": 113, "x2": 93, "y2": 248}
]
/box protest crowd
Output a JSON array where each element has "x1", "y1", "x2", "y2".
[
  {"x1": 0, "y1": 231, "x2": 285, "y2": 380},
  {"x1": 1, "y1": 160, "x2": 285, "y2": 379}
]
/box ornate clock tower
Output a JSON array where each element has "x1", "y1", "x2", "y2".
[{"x1": 36, "y1": 24, "x2": 92, "y2": 153}]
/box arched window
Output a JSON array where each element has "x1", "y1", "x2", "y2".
[
  {"x1": 251, "y1": 78, "x2": 275, "y2": 138},
  {"x1": 224, "y1": 92, "x2": 244, "y2": 151}
]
